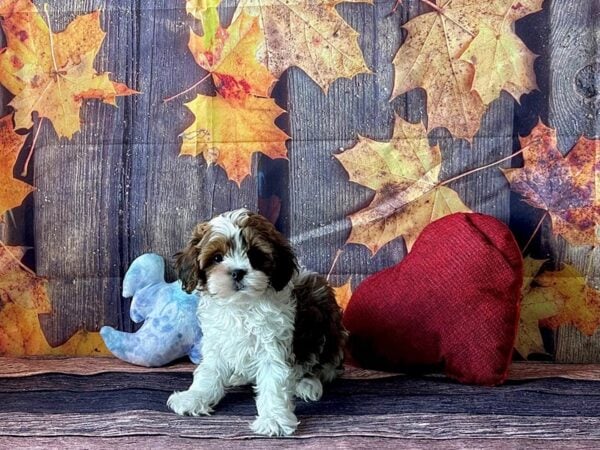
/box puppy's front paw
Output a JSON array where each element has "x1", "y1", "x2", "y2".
[
  {"x1": 251, "y1": 412, "x2": 299, "y2": 436},
  {"x1": 167, "y1": 390, "x2": 213, "y2": 416}
]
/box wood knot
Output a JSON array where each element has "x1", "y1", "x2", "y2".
[{"x1": 575, "y1": 62, "x2": 599, "y2": 100}]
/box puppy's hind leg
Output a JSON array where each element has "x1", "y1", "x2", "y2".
[{"x1": 295, "y1": 376, "x2": 323, "y2": 402}]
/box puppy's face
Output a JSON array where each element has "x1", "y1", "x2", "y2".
[{"x1": 174, "y1": 209, "x2": 297, "y2": 299}]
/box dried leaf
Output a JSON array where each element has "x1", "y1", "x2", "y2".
[
  {"x1": 186, "y1": 0, "x2": 220, "y2": 41},
  {"x1": 502, "y1": 121, "x2": 599, "y2": 246},
  {"x1": 335, "y1": 116, "x2": 471, "y2": 254},
  {"x1": 0, "y1": 0, "x2": 136, "y2": 139},
  {"x1": 188, "y1": 11, "x2": 277, "y2": 99},
  {"x1": 0, "y1": 114, "x2": 34, "y2": 219},
  {"x1": 460, "y1": 23, "x2": 538, "y2": 105},
  {"x1": 0, "y1": 244, "x2": 109, "y2": 356},
  {"x1": 333, "y1": 278, "x2": 352, "y2": 311},
  {"x1": 536, "y1": 264, "x2": 600, "y2": 336},
  {"x1": 180, "y1": 93, "x2": 289, "y2": 185},
  {"x1": 515, "y1": 256, "x2": 555, "y2": 358},
  {"x1": 392, "y1": 0, "x2": 541, "y2": 140},
  {"x1": 233, "y1": 0, "x2": 372, "y2": 92}
]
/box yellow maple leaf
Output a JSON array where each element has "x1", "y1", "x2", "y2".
[
  {"x1": 392, "y1": 0, "x2": 542, "y2": 140},
  {"x1": 0, "y1": 0, "x2": 136, "y2": 139},
  {"x1": 233, "y1": 0, "x2": 372, "y2": 92},
  {"x1": 180, "y1": 93, "x2": 289, "y2": 185},
  {"x1": 333, "y1": 278, "x2": 352, "y2": 311},
  {"x1": 0, "y1": 114, "x2": 34, "y2": 219},
  {"x1": 188, "y1": 11, "x2": 277, "y2": 99},
  {"x1": 502, "y1": 121, "x2": 600, "y2": 246},
  {"x1": 536, "y1": 264, "x2": 600, "y2": 336},
  {"x1": 514, "y1": 256, "x2": 557, "y2": 358},
  {"x1": 186, "y1": 0, "x2": 221, "y2": 21},
  {"x1": 0, "y1": 244, "x2": 109, "y2": 356},
  {"x1": 335, "y1": 116, "x2": 471, "y2": 255},
  {"x1": 460, "y1": 24, "x2": 538, "y2": 105}
]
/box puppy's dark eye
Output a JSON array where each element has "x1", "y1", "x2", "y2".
[{"x1": 213, "y1": 254, "x2": 223, "y2": 263}]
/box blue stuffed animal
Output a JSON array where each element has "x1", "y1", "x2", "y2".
[{"x1": 100, "y1": 253, "x2": 202, "y2": 367}]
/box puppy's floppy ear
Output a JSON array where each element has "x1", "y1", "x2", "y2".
[
  {"x1": 271, "y1": 238, "x2": 297, "y2": 291},
  {"x1": 174, "y1": 223, "x2": 208, "y2": 294}
]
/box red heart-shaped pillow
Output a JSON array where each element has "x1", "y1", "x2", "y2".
[{"x1": 343, "y1": 213, "x2": 522, "y2": 386}]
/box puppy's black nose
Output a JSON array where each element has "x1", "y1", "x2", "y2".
[{"x1": 231, "y1": 269, "x2": 247, "y2": 282}]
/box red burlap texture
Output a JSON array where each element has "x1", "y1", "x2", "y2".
[{"x1": 343, "y1": 213, "x2": 523, "y2": 386}]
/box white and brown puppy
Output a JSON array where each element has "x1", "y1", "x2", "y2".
[{"x1": 167, "y1": 209, "x2": 346, "y2": 436}]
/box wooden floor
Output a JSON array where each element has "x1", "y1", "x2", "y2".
[{"x1": 1, "y1": 358, "x2": 599, "y2": 449}]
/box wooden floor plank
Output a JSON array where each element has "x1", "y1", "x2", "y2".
[
  {"x1": 0, "y1": 436, "x2": 596, "y2": 450},
  {"x1": 2, "y1": 358, "x2": 600, "y2": 381},
  {"x1": 1, "y1": 410, "x2": 599, "y2": 440}
]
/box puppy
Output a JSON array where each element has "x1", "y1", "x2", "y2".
[{"x1": 167, "y1": 209, "x2": 347, "y2": 436}]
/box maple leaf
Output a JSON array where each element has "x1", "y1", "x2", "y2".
[
  {"x1": 180, "y1": 93, "x2": 289, "y2": 185},
  {"x1": 233, "y1": 0, "x2": 372, "y2": 92},
  {"x1": 335, "y1": 116, "x2": 471, "y2": 255},
  {"x1": 459, "y1": 23, "x2": 538, "y2": 105},
  {"x1": 186, "y1": 0, "x2": 220, "y2": 36},
  {"x1": 0, "y1": 114, "x2": 34, "y2": 219},
  {"x1": 333, "y1": 278, "x2": 353, "y2": 311},
  {"x1": 535, "y1": 264, "x2": 600, "y2": 337},
  {"x1": 514, "y1": 257, "x2": 558, "y2": 358},
  {"x1": 392, "y1": 0, "x2": 542, "y2": 140},
  {"x1": 0, "y1": 0, "x2": 136, "y2": 139},
  {"x1": 0, "y1": 244, "x2": 109, "y2": 356},
  {"x1": 188, "y1": 11, "x2": 277, "y2": 99},
  {"x1": 502, "y1": 121, "x2": 599, "y2": 246}
]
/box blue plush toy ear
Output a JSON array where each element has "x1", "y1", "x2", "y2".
[{"x1": 123, "y1": 253, "x2": 165, "y2": 297}]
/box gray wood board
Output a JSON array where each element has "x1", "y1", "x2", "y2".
[
  {"x1": 25, "y1": 0, "x2": 260, "y2": 342},
  {"x1": 545, "y1": 0, "x2": 600, "y2": 362},
  {"x1": 284, "y1": 0, "x2": 514, "y2": 294},
  {"x1": 32, "y1": 0, "x2": 132, "y2": 345}
]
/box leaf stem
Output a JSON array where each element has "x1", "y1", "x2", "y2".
[
  {"x1": 163, "y1": 74, "x2": 212, "y2": 103},
  {"x1": 522, "y1": 211, "x2": 548, "y2": 254},
  {"x1": 0, "y1": 240, "x2": 37, "y2": 276},
  {"x1": 21, "y1": 117, "x2": 44, "y2": 177},
  {"x1": 327, "y1": 249, "x2": 343, "y2": 281},
  {"x1": 439, "y1": 147, "x2": 526, "y2": 187}
]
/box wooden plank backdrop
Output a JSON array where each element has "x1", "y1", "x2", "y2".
[{"x1": 1, "y1": 0, "x2": 599, "y2": 361}]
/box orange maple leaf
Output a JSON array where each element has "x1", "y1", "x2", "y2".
[
  {"x1": 392, "y1": 0, "x2": 541, "y2": 140},
  {"x1": 180, "y1": 93, "x2": 289, "y2": 186},
  {"x1": 0, "y1": 0, "x2": 136, "y2": 139},
  {"x1": 502, "y1": 121, "x2": 599, "y2": 246},
  {"x1": 0, "y1": 114, "x2": 34, "y2": 220},
  {"x1": 188, "y1": 11, "x2": 276, "y2": 99},
  {"x1": 534, "y1": 264, "x2": 600, "y2": 337},
  {"x1": 233, "y1": 0, "x2": 372, "y2": 92},
  {"x1": 333, "y1": 278, "x2": 353, "y2": 311},
  {"x1": 514, "y1": 257, "x2": 558, "y2": 358},
  {"x1": 0, "y1": 244, "x2": 109, "y2": 356},
  {"x1": 335, "y1": 116, "x2": 470, "y2": 255}
]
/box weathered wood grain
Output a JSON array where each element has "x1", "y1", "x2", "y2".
[
  {"x1": 0, "y1": 436, "x2": 596, "y2": 450},
  {"x1": 1, "y1": 365, "x2": 599, "y2": 444},
  {"x1": 2, "y1": 357, "x2": 600, "y2": 381},
  {"x1": 31, "y1": 0, "x2": 134, "y2": 345},
  {"x1": 1, "y1": 410, "x2": 599, "y2": 440},
  {"x1": 126, "y1": 0, "x2": 258, "y2": 287},
  {"x1": 544, "y1": 0, "x2": 600, "y2": 362},
  {"x1": 285, "y1": 1, "x2": 407, "y2": 288},
  {"x1": 285, "y1": 0, "x2": 514, "y2": 293}
]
